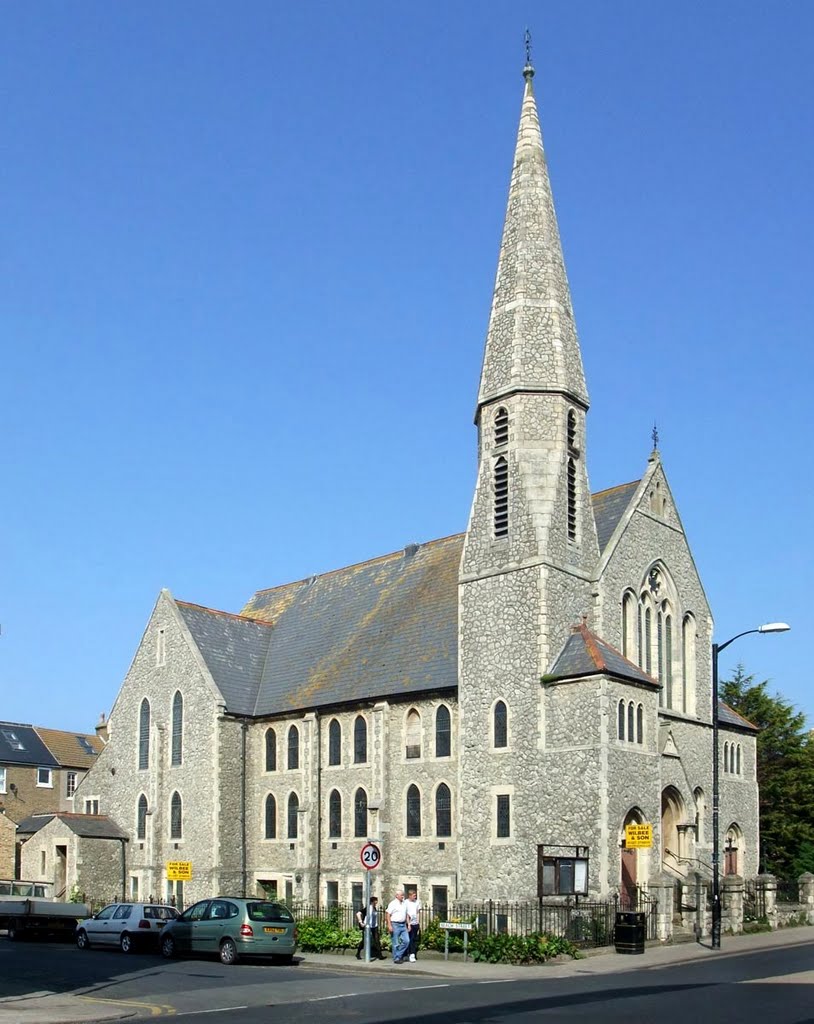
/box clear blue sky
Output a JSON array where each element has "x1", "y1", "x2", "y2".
[{"x1": 2, "y1": 2, "x2": 811, "y2": 732}]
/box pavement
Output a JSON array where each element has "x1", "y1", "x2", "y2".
[{"x1": 1, "y1": 926, "x2": 813, "y2": 1023}]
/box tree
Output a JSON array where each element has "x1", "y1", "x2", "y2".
[{"x1": 722, "y1": 665, "x2": 814, "y2": 878}]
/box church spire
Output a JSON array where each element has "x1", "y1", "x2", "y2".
[{"x1": 477, "y1": 56, "x2": 589, "y2": 414}]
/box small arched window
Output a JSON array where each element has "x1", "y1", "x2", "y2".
[
  {"x1": 627, "y1": 702, "x2": 635, "y2": 742},
  {"x1": 137, "y1": 794, "x2": 148, "y2": 840},
  {"x1": 636, "y1": 704, "x2": 643, "y2": 744},
  {"x1": 435, "y1": 783, "x2": 452, "y2": 837},
  {"x1": 617, "y1": 700, "x2": 626, "y2": 741},
  {"x1": 328, "y1": 789, "x2": 342, "y2": 838},
  {"x1": 622, "y1": 591, "x2": 637, "y2": 659},
  {"x1": 405, "y1": 709, "x2": 421, "y2": 759},
  {"x1": 287, "y1": 725, "x2": 299, "y2": 770},
  {"x1": 170, "y1": 792, "x2": 182, "y2": 840},
  {"x1": 354, "y1": 788, "x2": 368, "y2": 838},
  {"x1": 493, "y1": 700, "x2": 508, "y2": 749},
  {"x1": 494, "y1": 407, "x2": 509, "y2": 447},
  {"x1": 736, "y1": 745, "x2": 742, "y2": 775},
  {"x1": 406, "y1": 784, "x2": 421, "y2": 837},
  {"x1": 435, "y1": 705, "x2": 451, "y2": 757},
  {"x1": 494, "y1": 456, "x2": 509, "y2": 538},
  {"x1": 328, "y1": 719, "x2": 341, "y2": 766},
  {"x1": 171, "y1": 691, "x2": 183, "y2": 766},
  {"x1": 354, "y1": 716, "x2": 367, "y2": 764},
  {"x1": 264, "y1": 794, "x2": 277, "y2": 839},
  {"x1": 265, "y1": 728, "x2": 277, "y2": 772},
  {"x1": 287, "y1": 793, "x2": 299, "y2": 839},
  {"x1": 138, "y1": 698, "x2": 150, "y2": 770},
  {"x1": 723, "y1": 742, "x2": 729, "y2": 773}
]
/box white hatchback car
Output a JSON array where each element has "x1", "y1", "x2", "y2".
[{"x1": 76, "y1": 902, "x2": 179, "y2": 953}]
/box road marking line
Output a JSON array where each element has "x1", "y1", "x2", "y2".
[
  {"x1": 742, "y1": 970, "x2": 814, "y2": 984},
  {"x1": 77, "y1": 995, "x2": 171, "y2": 1015},
  {"x1": 175, "y1": 1008, "x2": 248, "y2": 1016}
]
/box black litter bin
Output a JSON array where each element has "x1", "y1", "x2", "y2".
[{"x1": 614, "y1": 911, "x2": 646, "y2": 954}]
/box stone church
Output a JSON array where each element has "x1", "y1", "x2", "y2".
[{"x1": 22, "y1": 61, "x2": 759, "y2": 914}]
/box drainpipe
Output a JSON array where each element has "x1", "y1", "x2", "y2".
[
  {"x1": 315, "y1": 713, "x2": 321, "y2": 913},
  {"x1": 241, "y1": 720, "x2": 248, "y2": 897}
]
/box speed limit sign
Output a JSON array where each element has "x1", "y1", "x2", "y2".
[{"x1": 360, "y1": 842, "x2": 381, "y2": 870}]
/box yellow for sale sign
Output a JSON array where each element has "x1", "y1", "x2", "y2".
[
  {"x1": 166, "y1": 861, "x2": 192, "y2": 881},
  {"x1": 625, "y1": 824, "x2": 653, "y2": 848}
]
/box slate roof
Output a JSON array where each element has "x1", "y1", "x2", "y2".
[
  {"x1": 592, "y1": 480, "x2": 640, "y2": 554},
  {"x1": 547, "y1": 622, "x2": 660, "y2": 688},
  {"x1": 0, "y1": 722, "x2": 58, "y2": 767},
  {"x1": 718, "y1": 701, "x2": 758, "y2": 732},
  {"x1": 34, "y1": 727, "x2": 103, "y2": 768},
  {"x1": 175, "y1": 480, "x2": 646, "y2": 719},
  {"x1": 15, "y1": 813, "x2": 128, "y2": 840}
]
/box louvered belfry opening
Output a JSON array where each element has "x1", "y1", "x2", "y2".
[{"x1": 494, "y1": 456, "x2": 509, "y2": 538}]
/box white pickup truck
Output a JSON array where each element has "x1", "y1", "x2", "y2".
[{"x1": 0, "y1": 880, "x2": 90, "y2": 941}]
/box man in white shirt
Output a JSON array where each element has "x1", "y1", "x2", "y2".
[
  {"x1": 385, "y1": 888, "x2": 410, "y2": 963},
  {"x1": 404, "y1": 888, "x2": 422, "y2": 962}
]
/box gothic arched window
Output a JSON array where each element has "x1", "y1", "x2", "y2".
[
  {"x1": 435, "y1": 705, "x2": 451, "y2": 757},
  {"x1": 354, "y1": 788, "x2": 368, "y2": 838},
  {"x1": 136, "y1": 794, "x2": 148, "y2": 840},
  {"x1": 170, "y1": 791, "x2": 182, "y2": 840},
  {"x1": 354, "y1": 716, "x2": 367, "y2": 764},
  {"x1": 406, "y1": 785, "x2": 421, "y2": 837},
  {"x1": 494, "y1": 407, "x2": 509, "y2": 447},
  {"x1": 265, "y1": 728, "x2": 277, "y2": 772},
  {"x1": 287, "y1": 793, "x2": 299, "y2": 839},
  {"x1": 435, "y1": 783, "x2": 451, "y2": 837},
  {"x1": 328, "y1": 789, "x2": 342, "y2": 838},
  {"x1": 405, "y1": 709, "x2": 421, "y2": 759},
  {"x1": 264, "y1": 794, "x2": 276, "y2": 839},
  {"x1": 618, "y1": 700, "x2": 626, "y2": 741},
  {"x1": 493, "y1": 701, "x2": 508, "y2": 749},
  {"x1": 287, "y1": 725, "x2": 299, "y2": 770},
  {"x1": 328, "y1": 719, "x2": 341, "y2": 766},
  {"x1": 138, "y1": 698, "x2": 150, "y2": 770},
  {"x1": 636, "y1": 704, "x2": 644, "y2": 744},
  {"x1": 171, "y1": 691, "x2": 183, "y2": 766}
]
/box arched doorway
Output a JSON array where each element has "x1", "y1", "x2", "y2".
[
  {"x1": 620, "y1": 808, "x2": 650, "y2": 908},
  {"x1": 661, "y1": 786, "x2": 687, "y2": 876},
  {"x1": 725, "y1": 824, "x2": 743, "y2": 876}
]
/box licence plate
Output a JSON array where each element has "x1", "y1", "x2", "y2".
[{"x1": 263, "y1": 926, "x2": 286, "y2": 934}]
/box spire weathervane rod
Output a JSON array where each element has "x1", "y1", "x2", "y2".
[
  {"x1": 652, "y1": 422, "x2": 660, "y2": 451},
  {"x1": 524, "y1": 27, "x2": 534, "y2": 79}
]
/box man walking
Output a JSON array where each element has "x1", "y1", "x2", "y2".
[
  {"x1": 385, "y1": 888, "x2": 410, "y2": 964},
  {"x1": 404, "y1": 888, "x2": 422, "y2": 962}
]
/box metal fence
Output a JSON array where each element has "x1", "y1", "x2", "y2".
[{"x1": 291, "y1": 895, "x2": 658, "y2": 949}]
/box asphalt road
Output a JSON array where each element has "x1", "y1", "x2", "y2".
[{"x1": 1, "y1": 938, "x2": 813, "y2": 1022}]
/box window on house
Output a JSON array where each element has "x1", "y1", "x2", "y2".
[
  {"x1": 156, "y1": 627, "x2": 166, "y2": 666},
  {"x1": 627, "y1": 702, "x2": 634, "y2": 742},
  {"x1": 37, "y1": 767, "x2": 53, "y2": 788},
  {"x1": 354, "y1": 716, "x2": 367, "y2": 763},
  {"x1": 723, "y1": 743, "x2": 729, "y2": 773},
  {"x1": 405, "y1": 709, "x2": 421, "y2": 759},
  {"x1": 496, "y1": 794, "x2": 511, "y2": 838},
  {"x1": 171, "y1": 691, "x2": 183, "y2": 766},
  {"x1": 329, "y1": 790, "x2": 342, "y2": 838},
  {"x1": 137, "y1": 794, "x2": 148, "y2": 840},
  {"x1": 567, "y1": 457, "x2": 577, "y2": 541},
  {"x1": 287, "y1": 725, "x2": 300, "y2": 770},
  {"x1": 328, "y1": 720, "x2": 341, "y2": 766},
  {"x1": 494, "y1": 456, "x2": 509, "y2": 538},
  {"x1": 435, "y1": 705, "x2": 451, "y2": 757},
  {"x1": 138, "y1": 698, "x2": 150, "y2": 770},
  {"x1": 494, "y1": 407, "x2": 509, "y2": 447},
  {"x1": 170, "y1": 792, "x2": 183, "y2": 840},
  {"x1": 0, "y1": 767, "x2": 6, "y2": 793},
  {"x1": 539, "y1": 848, "x2": 589, "y2": 896},
  {"x1": 1, "y1": 730, "x2": 24, "y2": 750},
  {"x1": 617, "y1": 700, "x2": 625, "y2": 741},
  {"x1": 265, "y1": 728, "x2": 277, "y2": 772},
  {"x1": 287, "y1": 793, "x2": 299, "y2": 839},
  {"x1": 493, "y1": 701, "x2": 508, "y2": 748},
  {"x1": 84, "y1": 797, "x2": 100, "y2": 815},
  {"x1": 435, "y1": 783, "x2": 451, "y2": 837},
  {"x1": 265, "y1": 794, "x2": 277, "y2": 839},
  {"x1": 354, "y1": 788, "x2": 368, "y2": 838},
  {"x1": 736, "y1": 744, "x2": 742, "y2": 775},
  {"x1": 326, "y1": 880, "x2": 339, "y2": 909},
  {"x1": 351, "y1": 882, "x2": 363, "y2": 908},
  {"x1": 636, "y1": 704, "x2": 643, "y2": 744},
  {"x1": 431, "y1": 885, "x2": 449, "y2": 922},
  {"x1": 406, "y1": 785, "x2": 421, "y2": 837},
  {"x1": 66, "y1": 771, "x2": 77, "y2": 797}
]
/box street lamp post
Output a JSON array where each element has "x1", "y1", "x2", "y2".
[{"x1": 711, "y1": 622, "x2": 790, "y2": 949}]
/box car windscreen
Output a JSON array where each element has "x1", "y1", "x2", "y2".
[
  {"x1": 144, "y1": 906, "x2": 179, "y2": 920},
  {"x1": 246, "y1": 902, "x2": 294, "y2": 923}
]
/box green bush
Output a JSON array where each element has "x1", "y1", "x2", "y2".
[
  {"x1": 470, "y1": 929, "x2": 580, "y2": 964},
  {"x1": 742, "y1": 916, "x2": 772, "y2": 934},
  {"x1": 296, "y1": 915, "x2": 358, "y2": 953}
]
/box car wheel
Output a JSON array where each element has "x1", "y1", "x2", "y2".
[
  {"x1": 7, "y1": 921, "x2": 18, "y2": 942},
  {"x1": 161, "y1": 935, "x2": 175, "y2": 959},
  {"x1": 76, "y1": 929, "x2": 90, "y2": 950},
  {"x1": 219, "y1": 938, "x2": 238, "y2": 965},
  {"x1": 120, "y1": 932, "x2": 133, "y2": 954}
]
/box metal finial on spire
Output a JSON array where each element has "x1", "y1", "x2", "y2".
[
  {"x1": 651, "y1": 422, "x2": 660, "y2": 451},
  {"x1": 523, "y1": 27, "x2": 535, "y2": 80}
]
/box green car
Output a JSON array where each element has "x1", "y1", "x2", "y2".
[{"x1": 159, "y1": 897, "x2": 297, "y2": 965}]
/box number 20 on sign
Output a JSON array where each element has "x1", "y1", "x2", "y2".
[{"x1": 360, "y1": 842, "x2": 381, "y2": 870}]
